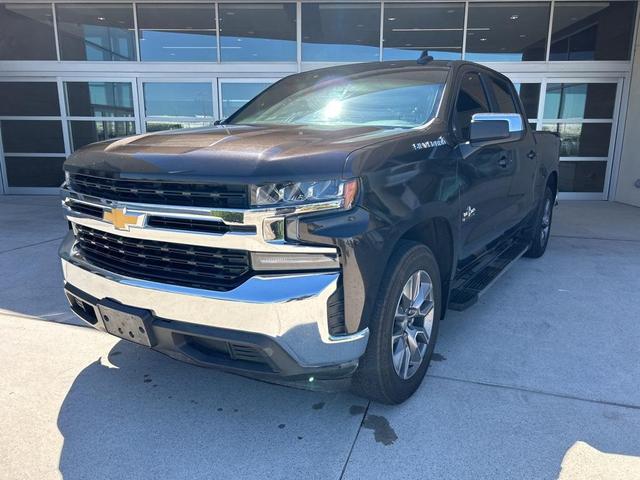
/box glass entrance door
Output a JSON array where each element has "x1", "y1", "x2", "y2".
[
  {"x1": 540, "y1": 78, "x2": 623, "y2": 200},
  {"x1": 509, "y1": 75, "x2": 623, "y2": 200}
]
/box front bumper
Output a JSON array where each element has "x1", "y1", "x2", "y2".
[{"x1": 60, "y1": 233, "x2": 369, "y2": 380}]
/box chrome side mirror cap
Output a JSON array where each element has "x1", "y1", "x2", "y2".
[
  {"x1": 469, "y1": 113, "x2": 525, "y2": 143},
  {"x1": 472, "y1": 113, "x2": 524, "y2": 133}
]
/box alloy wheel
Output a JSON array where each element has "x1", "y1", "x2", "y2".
[{"x1": 391, "y1": 270, "x2": 435, "y2": 380}]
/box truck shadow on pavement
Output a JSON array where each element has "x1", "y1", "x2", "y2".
[{"x1": 56, "y1": 339, "x2": 367, "y2": 480}]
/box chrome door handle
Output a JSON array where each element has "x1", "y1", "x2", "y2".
[{"x1": 527, "y1": 150, "x2": 537, "y2": 159}]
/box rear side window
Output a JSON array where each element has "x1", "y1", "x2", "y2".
[
  {"x1": 454, "y1": 72, "x2": 490, "y2": 141},
  {"x1": 490, "y1": 77, "x2": 518, "y2": 114}
]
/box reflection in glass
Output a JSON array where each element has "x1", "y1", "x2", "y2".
[
  {"x1": 550, "y1": 1, "x2": 637, "y2": 61},
  {"x1": 219, "y1": 3, "x2": 297, "y2": 62},
  {"x1": 302, "y1": 3, "x2": 381, "y2": 62},
  {"x1": 0, "y1": 4, "x2": 57, "y2": 60},
  {"x1": 559, "y1": 161, "x2": 606, "y2": 192},
  {"x1": 56, "y1": 4, "x2": 136, "y2": 61},
  {"x1": 542, "y1": 123, "x2": 612, "y2": 157},
  {"x1": 490, "y1": 78, "x2": 517, "y2": 113},
  {"x1": 69, "y1": 120, "x2": 136, "y2": 150},
  {"x1": 229, "y1": 70, "x2": 446, "y2": 128},
  {"x1": 383, "y1": 3, "x2": 464, "y2": 60},
  {"x1": 544, "y1": 83, "x2": 617, "y2": 120},
  {"x1": 0, "y1": 120, "x2": 65, "y2": 153},
  {"x1": 145, "y1": 121, "x2": 215, "y2": 132},
  {"x1": 138, "y1": 4, "x2": 217, "y2": 62},
  {"x1": 143, "y1": 83, "x2": 213, "y2": 117},
  {"x1": 5, "y1": 156, "x2": 65, "y2": 188},
  {"x1": 465, "y1": 2, "x2": 550, "y2": 62},
  {"x1": 0, "y1": 82, "x2": 60, "y2": 117},
  {"x1": 221, "y1": 82, "x2": 272, "y2": 118},
  {"x1": 513, "y1": 83, "x2": 541, "y2": 119},
  {"x1": 66, "y1": 82, "x2": 134, "y2": 117}
]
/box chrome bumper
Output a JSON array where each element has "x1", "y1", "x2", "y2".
[{"x1": 60, "y1": 233, "x2": 368, "y2": 369}]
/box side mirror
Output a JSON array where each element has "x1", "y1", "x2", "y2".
[{"x1": 470, "y1": 113, "x2": 524, "y2": 143}]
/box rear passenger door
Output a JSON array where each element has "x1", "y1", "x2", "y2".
[
  {"x1": 455, "y1": 70, "x2": 515, "y2": 263},
  {"x1": 485, "y1": 74, "x2": 537, "y2": 229}
]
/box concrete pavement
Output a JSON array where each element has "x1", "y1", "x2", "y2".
[{"x1": 0, "y1": 196, "x2": 639, "y2": 480}]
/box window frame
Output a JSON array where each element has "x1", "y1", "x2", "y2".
[{"x1": 449, "y1": 68, "x2": 493, "y2": 143}]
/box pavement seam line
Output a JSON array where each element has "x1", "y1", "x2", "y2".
[
  {"x1": 427, "y1": 373, "x2": 640, "y2": 411},
  {"x1": 551, "y1": 233, "x2": 640, "y2": 244},
  {"x1": 0, "y1": 236, "x2": 65, "y2": 255},
  {"x1": 338, "y1": 401, "x2": 371, "y2": 480}
]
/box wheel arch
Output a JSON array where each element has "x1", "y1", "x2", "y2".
[{"x1": 396, "y1": 216, "x2": 455, "y2": 319}]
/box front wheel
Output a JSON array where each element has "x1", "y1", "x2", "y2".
[
  {"x1": 353, "y1": 241, "x2": 441, "y2": 404},
  {"x1": 524, "y1": 186, "x2": 555, "y2": 258}
]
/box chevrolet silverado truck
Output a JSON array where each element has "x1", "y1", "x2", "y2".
[{"x1": 59, "y1": 58, "x2": 560, "y2": 404}]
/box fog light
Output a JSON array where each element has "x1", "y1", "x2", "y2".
[{"x1": 251, "y1": 252, "x2": 339, "y2": 271}]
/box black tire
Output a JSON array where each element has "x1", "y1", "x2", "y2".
[
  {"x1": 352, "y1": 241, "x2": 441, "y2": 404},
  {"x1": 524, "y1": 186, "x2": 555, "y2": 258}
]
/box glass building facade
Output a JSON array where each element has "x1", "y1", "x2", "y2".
[{"x1": 0, "y1": 0, "x2": 637, "y2": 200}]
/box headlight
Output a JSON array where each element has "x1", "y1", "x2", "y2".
[{"x1": 251, "y1": 179, "x2": 358, "y2": 209}]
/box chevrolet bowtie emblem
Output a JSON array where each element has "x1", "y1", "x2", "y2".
[{"x1": 103, "y1": 208, "x2": 139, "y2": 231}]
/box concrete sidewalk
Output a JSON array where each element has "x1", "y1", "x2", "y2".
[{"x1": 1, "y1": 196, "x2": 639, "y2": 480}]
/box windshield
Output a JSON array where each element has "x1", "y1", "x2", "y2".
[{"x1": 227, "y1": 68, "x2": 448, "y2": 128}]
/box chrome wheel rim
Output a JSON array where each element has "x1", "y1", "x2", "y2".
[
  {"x1": 541, "y1": 199, "x2": 552, "y2": 245},
  {"x1": 391, "y1": 270, "x2": 435, "y2": 380}
]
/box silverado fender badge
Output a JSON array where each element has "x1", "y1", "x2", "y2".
[
  {"x1": 103, "y1": 207, "x2": 142, "y2": 231},
  {"x1": 412, "y1": 136, "x2": 447, "y2": 151},
  {"x1": 462, "y1": 205, "x2": 477, "y2": 223}
]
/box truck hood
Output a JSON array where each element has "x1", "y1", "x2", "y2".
[{"x1": 65, "y1": 124, "x2": 406, "y2": 184}]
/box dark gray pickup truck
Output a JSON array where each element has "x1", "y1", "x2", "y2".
[{"x1": 60, "y1": 58, "x2": 559, "y2": 404}]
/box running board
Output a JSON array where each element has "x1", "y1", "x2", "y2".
[{"x1": 448, "y1": 242, "x2": 530, "y2": 311}]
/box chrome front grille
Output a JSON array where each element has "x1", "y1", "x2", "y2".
[
  {"x1": 69, "y1": 173, "x2": 249, "y2": 209},
  {"x1": 74, "y1": 225, "x2": 251, "y2": 291}
]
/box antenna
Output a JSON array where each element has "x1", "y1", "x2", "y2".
[{"x1": 417, "y1": 50, "x2": 434, "y2": 65}]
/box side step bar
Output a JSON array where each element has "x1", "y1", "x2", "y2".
[{"x1": 448, "y1": 242, "x2": 530, "y2": 311}]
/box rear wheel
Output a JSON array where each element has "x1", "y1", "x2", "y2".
[
  {"x1": 353, "y1": 241, "x2": 441, "y2": 404},
  {"x1": 525, "y1": 186, "x2": 554, "y2": 258}
]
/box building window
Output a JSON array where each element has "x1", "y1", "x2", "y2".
[
  {"x1": 0, "y1": 4, "x2": 57, "y2": 60},
  {"x1": 64, "y1": 81, "x2": 136, "y2": 150},
  {"x1": 383, "y1": 3, "x2": 464, "y2": 61},
  {"x1": 4, "y1": 157, "x2": 66, "y2": 188},
  {"x1": 514, "y1": 83, "x2": 541, "y2": 120},
  {"x1": 68, "y1": 121, "x2": 135, "y2": 151},
  {"x1": 56, "y1": 4, "x2": 136, "y2": 61},
  {"x1": 65, "y1": 82, "x2": 134, "y2": 117},
  {"x1": 302, "y1": 3, "x2": 381, "y2": 62},
  {"x1": 0, "y1": 81, "x2": 65, "y2": 189},
  {"x1": 1, "y1": 120, "x2": 65, "y2": 153},
  {"x1": 137, "y1": 4, "x2": 217, "y2": 62},
  {"x1": 0, "y1": 82, "x2": 60, "y2": 117},
  {"x1": 220, "y1": 81, "x2": 273, "y2": 118},
  {"x1": 465, "y1": 2, "x2": 550, "y2": 62},
  {"x1": 550, "y1": 1, "x2": 637, "y2": 61},
  {"x1": 558, "y1": 161, "x2": 607, "y2": 193},
  {"x1": 219, "y1": 3, "x2": 297, "y2": 62},
  {"x1": 143, "y1": 82, "x2": 215, "y2": 132},
  {"x1": 543, "y1": 83, "x2": 617, "y2": 120}
]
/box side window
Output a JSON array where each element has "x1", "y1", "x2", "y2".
[
  {"x1": 490, "y1": 77, "x2": 518, "y2": 114},
  {"x1": 454, "y1": 72, "x2": 490, "y2": 141}
]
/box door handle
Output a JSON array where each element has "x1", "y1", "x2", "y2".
[
  {"x1": 527, "y1": 150, "x2": 537, "y2": 159},
  {"x1": 498, "y1": 156, "x2": 508, "y2": 168}
]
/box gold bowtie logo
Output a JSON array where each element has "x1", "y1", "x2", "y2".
[{"x1": 103, "y1": 208, "x2": 139, "y2": 230}]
